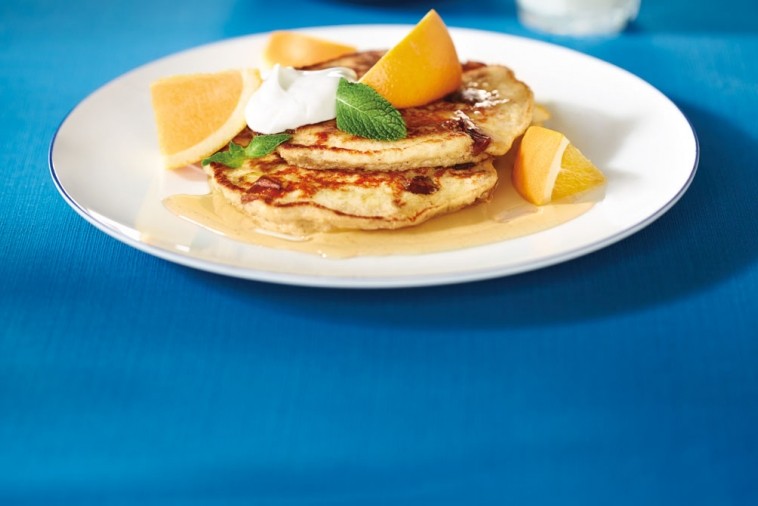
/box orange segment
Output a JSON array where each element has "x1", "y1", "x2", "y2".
[
  {"x1": 150, "y1": 68, "x2": 260, "y2": 169},
  {"x1": 552, "y1": 143, "x2": 606, "y2": 201},
  {"x1": 512, "y1": 126, "x2": 605, "y2": 205},
  {"x1": 359, "y1": 9, "x2": 462, "y2": 109},
  {"x1": 262, "y1": 31, "x2": 357, "y2": 68}
]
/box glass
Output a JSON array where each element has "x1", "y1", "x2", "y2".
[{"x1": 516, "y1": 0, "x2": 641, "y2": 36}]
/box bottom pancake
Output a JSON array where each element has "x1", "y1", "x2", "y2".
[{"x1": 203, "y1": 154, "x2": 498, "y2": 236}]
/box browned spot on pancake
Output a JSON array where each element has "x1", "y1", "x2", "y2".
[
  {"x1": 244, "y1": 176, "x2": 284, "y2": 203},
  {"x1": 442, "y1": 112, "x2": 492, "y2": 155},
  {"x1": 406, "y1": 175, "x2": 438, "y2": 195}
]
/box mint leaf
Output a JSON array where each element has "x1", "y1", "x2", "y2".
[
  {"x1": 335, "y1": 79, "x2": 407, "y2": 141},
  {"x1": 202, "y1": 141, "x2": 246, "y2": 168},
  {"x1": 202, "y1": 133, "x2": 291, "y2": 168},
  {"x1": 242, "y1": 133, "x2": 292, "y2": 158}
]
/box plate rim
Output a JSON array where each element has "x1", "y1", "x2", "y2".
[{"x1": 48, "y1": 25, "x2": 699, "y2": 289}]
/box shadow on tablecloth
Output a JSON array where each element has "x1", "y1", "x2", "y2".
[{"x1": 191, "y1": 100, "x2": 757, "y2": 329}]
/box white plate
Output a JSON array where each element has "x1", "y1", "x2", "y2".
[{"x1": 49, "y1": 26, "x2": 698, "y2": 288}]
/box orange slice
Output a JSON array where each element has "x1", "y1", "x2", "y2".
[
  {"x1": 150, "y1": 68, "x2": 260, "y2": 169},
  {"x1": 262, "y1": 31, "x2": 357, "y2": 68},
  {"x1": 512, "y1": 126, "x2": 605, "y2": 205},
  {"x1": 359, "y1": 9, "x2": 462, "y2": 109}
]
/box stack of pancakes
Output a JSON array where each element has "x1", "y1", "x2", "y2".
[{"x1": 203, "y1": 51, "x2": 534, "y2": 236}]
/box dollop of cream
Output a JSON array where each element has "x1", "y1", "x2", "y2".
[{"x1": 245, "y1": 65, "x2": 357, "y2": 134}]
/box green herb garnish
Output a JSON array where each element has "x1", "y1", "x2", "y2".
[
  {"x1": 335, "y1": 78, "x2": 407, "y2": 141},
  {"x1": 202, "y1": 133, "x2": 292, "y2": 168}
]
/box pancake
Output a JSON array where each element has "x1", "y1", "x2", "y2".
[
  {"x1": 275, "y1": 52, "x2": 534, "y2": 171},
  {"x1": 203, "y1": 139, "x2": 498, "y2": 236},
  {"x1": 196, "y1": 51, "x2": 531, "y2": 235}
]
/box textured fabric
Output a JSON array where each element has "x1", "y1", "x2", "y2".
[{"x1": 1, "y1": 0, "x2": 757, "y2": 504}]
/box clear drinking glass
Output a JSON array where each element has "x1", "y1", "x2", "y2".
[{"x1": 516, "y1": 0, "x2": 641, "y2": 36}]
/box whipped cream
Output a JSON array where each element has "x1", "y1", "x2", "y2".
[{"x1": 245, "y1": 65, "x2": 357, "y2": 134}]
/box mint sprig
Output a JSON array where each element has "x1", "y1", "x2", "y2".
[
  {"x1": 202, "y1": 133, "x2": 292, "y2": 168},
  {"x1": 335, "y1": 79, "x2": 407, "y2": 141}
]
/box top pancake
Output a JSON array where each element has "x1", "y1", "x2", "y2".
[{"x1": 274, "y1": 51, "x2": 534, "y2": 171}]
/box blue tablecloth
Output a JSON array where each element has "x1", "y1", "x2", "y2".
[{"x1": 2, "y1": 1, "x2": 757, "y2": 504}]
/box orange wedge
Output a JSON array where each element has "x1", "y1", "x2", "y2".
[
  {"x1": 359, "y1": 9, "x2": 462, "y2": 109},
  {"x1": 512, "y1": 126, "x2": 605, "y2": 205},
  {"x1": 262, "y1": 31, "x2": 357, "y2": 68},
  {"x1": 150, "y1": 68, "x2": 260, "y2": 169}
]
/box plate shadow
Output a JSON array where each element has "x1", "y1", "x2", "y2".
[{"x1": 185, "y1": 100, "x2": 755, "y2": 330}]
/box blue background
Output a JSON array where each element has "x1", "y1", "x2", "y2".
[{"x1": 2, "y1": 0, "x2": 757, "y2": 504}]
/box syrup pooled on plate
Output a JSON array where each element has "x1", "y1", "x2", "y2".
[{"x1": 162, "y1": 157, "x2": 601, "y2": 259}]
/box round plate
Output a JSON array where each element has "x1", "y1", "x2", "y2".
[{"x1": 49, "y1": 26, "x2": 698, "y2": 288}]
